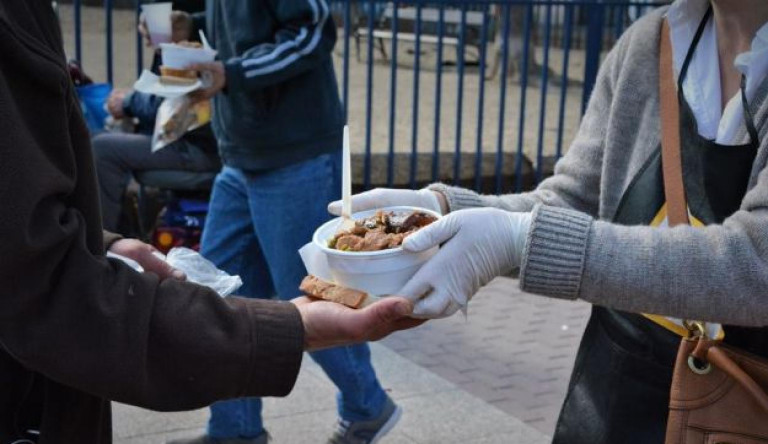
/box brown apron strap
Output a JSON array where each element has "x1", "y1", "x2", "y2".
[{"x1": 659, "y1": 20, "x2": 690, "y2": 227}]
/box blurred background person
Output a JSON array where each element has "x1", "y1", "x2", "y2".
[
  {"x1": 92, "y1": 87, "x2": 220, "y2": 233},
  {"x1": 142, "y1": 1, "x2": 401, "y2": 443},
  {"x1": 93, "y1": 0, "x2": 219, "y2": 235}
]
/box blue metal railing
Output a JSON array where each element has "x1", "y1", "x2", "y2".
[
  {"x1": 453, "y1": 3, "x2": 467, "y2": 187},
  {"x1": 431, "y1": 4, "x2": 445, "y2": 186},
  {"x1": 409, "y1": 3, "x2": 422, "y2": 189},
  {"x1": 387, "y1": 0, "x2": 399, "y2": 187},
  {"x1": 494, "y1": 3, "x2": 511, "y2": 193},
  {"x1": 65, "y1": 0, "x2": 667, "y2": 195},
  {"x1": 363, "y1": 0, "x2": 376, "y2": 190},
  {"x1": 515, "y1": 3, "x2": 533, "y2": 192}
]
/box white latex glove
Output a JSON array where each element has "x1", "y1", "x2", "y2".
[
  {"x1": 328, "y1": 188, "x2": 444, "y2": 216},
  {"x1": 397, "y1": 208, "x2": 532, "y2": 319}
]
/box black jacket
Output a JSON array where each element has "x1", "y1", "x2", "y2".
[
  {"x1": 0, "y1": 2, "x2": 303, "y2": 442},
  {"x1": 201, "y1": 0, "x2": 344, "y2": 170}
]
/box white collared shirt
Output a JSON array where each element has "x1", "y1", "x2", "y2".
[{"x1": 667, "y1": 0, "x2": 768, "y2": 145}]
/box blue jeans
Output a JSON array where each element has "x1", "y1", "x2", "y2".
[{"x1": 200, "y1": 153, "x2": 387, "y2": 439}]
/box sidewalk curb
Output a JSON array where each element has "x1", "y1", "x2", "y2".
[{"x1": 113, "y1": 343, "x2": 550, "y2": 444}]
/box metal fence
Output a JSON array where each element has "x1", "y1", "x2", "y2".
[{"x1": 63, "y1": 0, "x2": 667, "y2": 194}]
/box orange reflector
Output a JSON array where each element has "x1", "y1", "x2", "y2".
[{"x1": 157, "y1": 232, "x2": 174, "y2": 248}]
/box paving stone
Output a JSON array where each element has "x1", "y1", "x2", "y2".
[
  {"x1": 381, "y1": 277, "x2": 590, "y2": 436},
  {"x1": 113, "y1": 344, "x2": 547, "y2": 444}
]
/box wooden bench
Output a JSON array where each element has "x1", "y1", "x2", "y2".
[{"x1": 353, "y1": 6, "x2": 489, "y2": 62}]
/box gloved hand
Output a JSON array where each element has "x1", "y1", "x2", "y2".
[
  {"x1": 397, "y1": 208, "x2": 532, "y2": 318},
  {"x1": 328, "y1": 188, "x2": 446, "y2": 216}
]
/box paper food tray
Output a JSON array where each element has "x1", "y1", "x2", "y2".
[{"x1": 133, "y1": 70, "x2": 202, "y2": 98}]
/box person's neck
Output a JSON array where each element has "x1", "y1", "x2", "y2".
[
  {"x1": 711, "y1": 0, "x2": 768, "y2": 110},
  {"x1": 712, "y1": 0, "x2": 768, "y2": 54}
]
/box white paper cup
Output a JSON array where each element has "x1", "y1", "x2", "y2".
[
  {"x1": 142, "y1": 2, "x2": 172, "y2": 47},
  {"x1": 312, "y1": 206, "x2": 441, "y2": 295},
  {"x1": 160, "y1": 43, "x2": 217, "y2": 69}
]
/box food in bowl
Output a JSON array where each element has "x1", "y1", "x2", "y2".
[
  {"x1": 300, "y1": 275, "x2": 370, "y2": 308},
  {"x1": 310, "y1": 206, "x2": 441, "y2": 295},
  {"x1": 328, "y1": 210, "x2": 437, "y2": 252}
]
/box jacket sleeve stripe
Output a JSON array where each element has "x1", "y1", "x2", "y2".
[
  {"x1": 241, "y1": 0, "x2": 328, "y2": 78},
  {"x1": 242, "y1": 28, "x2": 309, "y2": 68}
]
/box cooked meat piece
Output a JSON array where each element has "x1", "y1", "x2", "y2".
[
  {"x1": 375, "y1": 210, "x2": 389, "y2": 227},
  {"x1": 399, "y1": 212, "x2": 438, "y2": 232},
  {"x1": 387, "y1": 233, "x2": 406, "y2": 248},
  {"x1": 350, "y1": 225, "x2": 368, "y2": 236},
  {"x1": 335, "y1": 234, "x2": 365, "y2": 251},
  {"x1": 361, "y1": 230, "x2": 393, "y2": 251},
  {"x1": 329, "y1": 210, "x2": 438, "y2": 252},
  {"x1": 299, "y1": 275, "x2": 367, "y2": 308}
]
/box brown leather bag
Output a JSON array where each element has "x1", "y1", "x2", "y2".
[{"x1": 660, "y1": 19, "x2": 768, "y2": 443}]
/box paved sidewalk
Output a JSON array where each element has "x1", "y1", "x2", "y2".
[
  {"x1": 381, "y1": 278, "x2": 591, "y2": 435},
  {"x1": 113, "y1": 343, "x2": 549, "y2": 444}
]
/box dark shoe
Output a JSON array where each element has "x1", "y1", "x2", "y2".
[
  {"x1": 326, "y1": 396, "x2": 402, "y2": 444},
  {"x1": 167, "y1": 431, "x2": 268, "y2": 444}
]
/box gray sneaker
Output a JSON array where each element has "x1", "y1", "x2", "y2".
[
  {"x1": 166, "y1": 432, "x2": 268, "y2": 444},
  {"x1": 327, "y1": 397, "x2": 402, "y2": 444}
]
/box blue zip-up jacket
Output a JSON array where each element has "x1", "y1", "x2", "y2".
[{"x1": 202, "y1": 0, "x2": 343, "y2": 170}]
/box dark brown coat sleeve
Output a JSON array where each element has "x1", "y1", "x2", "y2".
[
  {"x1": 0, "y1": 0, "x2": 303, "y2": 411},
  {"x1": 102, "y1": 230, "x2": 123, "y2": 251}
]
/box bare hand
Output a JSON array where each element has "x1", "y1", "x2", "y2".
[
  {"x1": 109, "y1": 239, "x2": 186, "y2": 281},
  {"x1": 137, "y1": 10, "x2": 191, "y2": 47},
  {"x1": 292, "y1": 296, "x2": 425, "y2": 351},
  {"x1": 137, "y1": 13, "x2": 151, "y2": 47},
  {"x1": 106, "y1": 88, "x2": 129, "y2": 118},
  {"x1": 171, "y1": 11, "x2": 193, "y2": 43},
  {"x1": 188, "y1": 62, "x2": 226, "y2": 102}
]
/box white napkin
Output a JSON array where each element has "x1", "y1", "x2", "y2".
[
  {"x1": 299, "y1": 242, "x2": 334, "y2": 282},
  {"x1": 133, "y1": 70, "x2": 203, "y2": 99}
]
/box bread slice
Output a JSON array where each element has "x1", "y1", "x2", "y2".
[
  {"x1": 159, "y1": 66, "x2": 198, "y2": 85},
  {"x1": 299, "y1": 275, "x2": 369, "y2": 309}
]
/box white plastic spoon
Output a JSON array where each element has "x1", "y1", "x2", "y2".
[{"x1": 339, "y1": 125, "x2": 355, "y2": 231}]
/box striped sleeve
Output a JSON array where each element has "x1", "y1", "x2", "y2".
[{"x1": 224, "y1": 0, "x2": 335, "y2": 90}]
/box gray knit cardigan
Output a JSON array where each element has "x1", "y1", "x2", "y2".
[{"x1": 430, "y1": 6, "x2": 768, "y2": 327}]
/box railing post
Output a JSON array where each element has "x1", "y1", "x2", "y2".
[
  {"x1": 74, "y1": 0, "x2": 82, "y2": 63},
  {"x1": 556, "y1": 4, "x2": 574, "y2": 161},
  {"x1": 431, "y1": 4, "x2": 445, "y2": 183},
  {"x1": 582, "y1": 0, "x2": 605, "y2": 115},
  {"x1": 363, "y1": 0, "x2": 376, "y2": 190},
  {"x1": 514, "y1": 4, "x2": 533, "y2": 192},
  {"x1": 135, "y1": 0, "x2": 144, "y2": 79},
  {"x1": 386, "y1": 0, "x2": 399, "y2": 187},
  {"x1": 410, "y1": 2, "x2": 422, "y2": 189},
  {"x1": 106, "y1": 0, "x2": 114, "y2": 85},
  {"x1": 535, "y1": 1, "x2": 553, "y2": 184},
  {"x1": 342, "y1": 0, "x2": 352, "y2": 123},
  {"x1": 453, "y1": 3, "x2": 467, "y2": 186},
  {"x1": 495, "y1": 2, "x2": 512, "y2": 194},
  {"x1": 474, "y1": 4, "x2": 490, "y2": 192}
]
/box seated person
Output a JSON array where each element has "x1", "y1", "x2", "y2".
[{"x1": 92, "y1": 88, "x2": 220, "y2": 233}]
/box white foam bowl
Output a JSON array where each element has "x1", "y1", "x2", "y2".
[
  {"x1": 312, "y1": 206, "x2": 441, "y2": 295},
  {"x1": 160, "y1": 43, "x2": 216, "y2": 69}
]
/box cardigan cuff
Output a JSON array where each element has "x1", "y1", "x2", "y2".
[
  {"x1": 519, "y1": 205, "x2": 592, "y2": 300},
  {"x1": 427, "y1": 183, "x2": 486, "y2": 212}
]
